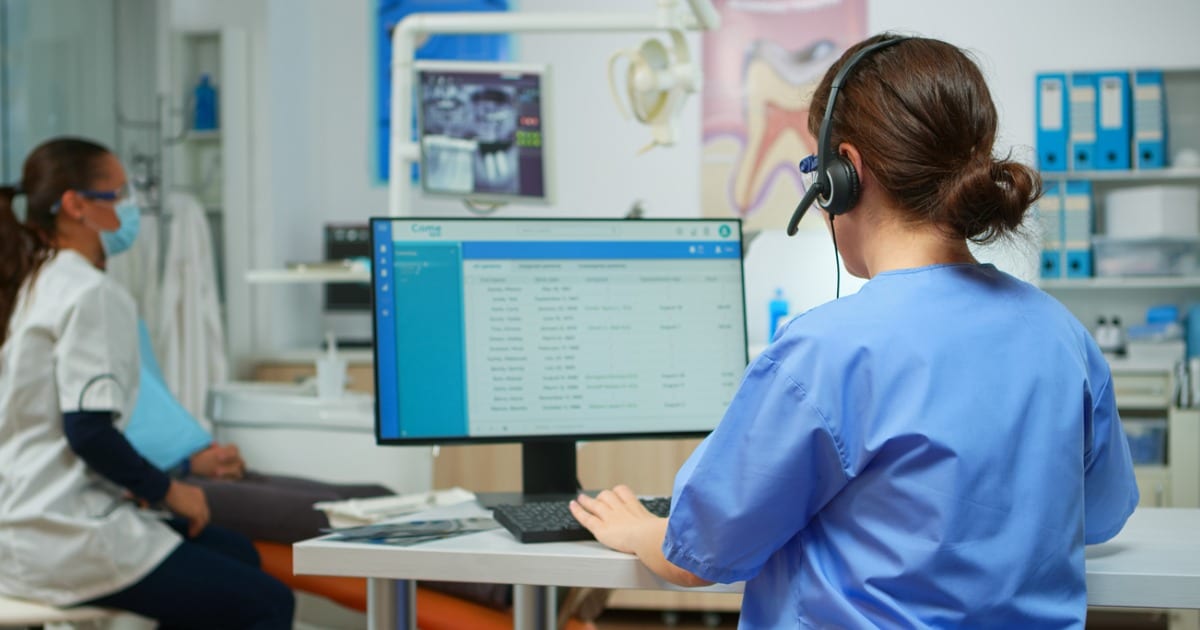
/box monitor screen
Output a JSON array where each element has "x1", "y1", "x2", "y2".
[
  {"x1": 416, "y1": 61, "x2": 549, "y2": 203},
  {"x1": 371, "y1": 218, "x2": 748, "y2": 446}
]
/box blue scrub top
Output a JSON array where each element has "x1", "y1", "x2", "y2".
[{"x1": 664, "y1": 263, "x2": 1138, "y2": 629}]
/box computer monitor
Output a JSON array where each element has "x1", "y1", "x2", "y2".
[
  {"x1": 416, "y1": 61, "x2": 551, "y2": 204},
  {"x1": 371, "y1": 218, "x2": 747, "y2": 502}
]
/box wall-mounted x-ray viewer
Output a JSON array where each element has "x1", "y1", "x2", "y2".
[{"x1": 416, "y1": 60, "x2": 552, "y2": 205}]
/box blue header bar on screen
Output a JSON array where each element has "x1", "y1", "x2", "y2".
[{"x1": 462, "y1": 241, "x2": 741, "y2": 259}]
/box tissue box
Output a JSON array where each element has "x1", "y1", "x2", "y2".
[{"x1": 1105, "y1": 185, "x2": 1200, "y2": 238}]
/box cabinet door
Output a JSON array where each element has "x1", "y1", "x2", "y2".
[
  {"x1": 1169, "y1": 407, "x2": 1200, "y2": 508},
  {"x1": 1134, "y1": 466, "x2": 1171, "y2": 508}
]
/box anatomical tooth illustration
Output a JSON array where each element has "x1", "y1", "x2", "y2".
[{"x1": 732, "y1": 38, "x2": 837, "y2": 214}]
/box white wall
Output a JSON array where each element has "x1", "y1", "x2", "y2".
[{"x1": 182, "y1": 0, "x2": 1200, "y2": 361}]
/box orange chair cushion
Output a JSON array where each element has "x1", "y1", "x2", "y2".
[{"x1": 254, "y1": 541, "x2": 596, "y2": 630}]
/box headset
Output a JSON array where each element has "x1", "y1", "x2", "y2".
[{"x1": 786, "y1": 36, "x2": 910, "y2": 236}]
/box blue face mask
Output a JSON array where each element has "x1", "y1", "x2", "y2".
[{"x1": 101, "y1": 199, "x2": 141, "y2": 258}]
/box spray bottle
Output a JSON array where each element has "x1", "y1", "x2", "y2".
[{"x1": 768, "y1": 288, "x2": 790, "y2": 342}]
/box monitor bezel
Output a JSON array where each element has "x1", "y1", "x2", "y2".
[
  {"x1": 414, "y1": 60, "x2": 554, "y2": 206},
  {"x1": 370, "y1": 216, "x2": 749, "y2": 447}
]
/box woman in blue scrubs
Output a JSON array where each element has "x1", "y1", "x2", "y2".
[{"x1": 570, "y1": 34, "x2": 1137, "y2": 628}]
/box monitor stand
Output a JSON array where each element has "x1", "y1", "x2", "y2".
[{"x1": 475, "y1": 440, "x2": 582, "y2": 508}]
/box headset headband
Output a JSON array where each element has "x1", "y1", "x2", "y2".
[
  {"x1": 787, "y1": 36, "x2": 909, "y2": 236},
  {"x1": 816, "y1": 37, "x2": 907, "y2": 178}
]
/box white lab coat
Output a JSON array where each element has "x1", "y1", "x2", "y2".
[
  {"x1": 0, "y1": 250, "x2": 180, "y2": 607},
  {"x1": 157, "y1": 193, "x2": 227, "y2": 427}
]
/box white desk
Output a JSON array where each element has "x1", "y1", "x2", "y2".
[{"x1": 294, "y1": 504, "x2": 1200, "y2": 629}]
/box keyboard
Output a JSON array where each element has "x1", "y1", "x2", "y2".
[{"x1": 493, "y1": 496, "x2": 672, "y2": 543}]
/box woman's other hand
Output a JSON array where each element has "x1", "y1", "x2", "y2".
[{"x1": 164, "y1": 480, "x2": 210, "y2": 537}]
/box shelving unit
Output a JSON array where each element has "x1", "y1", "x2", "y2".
[
  {"x1": 1041, "y1": 277, "x2": 1200, "y2": 290},
  {"x1": 183, "y1": 129, "x2": 221, "y2": 142},
  {"x1": 246, "y1": 268, "x2": 371, "y2": 285},
  {"x1": 1042, "y1": 167, "x2": 1200, "y2": 182},
  {"x1": 1036, "y1": 65, "x2": 1200, "y2": 630},
  {"x1": 157, "y1": 25, "x2": 253, "y2": 373},
  {"x1": 1035, "y1": 66, "x2": 1200, "y2": 320}
]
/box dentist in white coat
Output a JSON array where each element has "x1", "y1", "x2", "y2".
[{"x1": 0, "y1": 137, "x2": 292, "y2": 629}]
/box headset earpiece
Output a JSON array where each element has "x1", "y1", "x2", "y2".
[{"x1": 818, "y1": 153, "x2": 860, "y2": 217}]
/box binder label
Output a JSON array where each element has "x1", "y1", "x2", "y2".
[
  {"x1": 1040, "y1": 78, "x2": 1064, "y2": 130},
  {"x1": 1135, "y1": 84, "x2": 1164, "y2": 141},
  {"x1": 1070, "y1": 86, "x2": 1096, "y2": 142},
  {"x1": 1100, "y1": 77, "x2": 1124, "y2": 129}
]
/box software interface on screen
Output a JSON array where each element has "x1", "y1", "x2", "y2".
[
  {"x1": 417, "y1": 64, "x2": 547, "y2": 201},
  {"x1": 373, "y1": 219, "x2": 748, "y2": 442}
]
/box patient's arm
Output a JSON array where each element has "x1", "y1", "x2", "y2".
[{"x1": 569, "y1": 485, "x2": 713, "y2": 588}]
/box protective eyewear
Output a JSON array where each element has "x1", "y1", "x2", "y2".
[
  {"x1": 49, "y1": 184, "x2": 133, "y2": 214},
  {"x1": 797, "y1": 154, "x2": 819, "y2": 192},
  {"x1": 77, "y1": 183, "x2": 132, "y2": 203}
]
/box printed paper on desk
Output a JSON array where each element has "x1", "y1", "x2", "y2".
[
  {"x1": 315, "y1": 487, "x2": 477, "y2": 527},
  {"x1": 324, "y1": 517, "x2": 500, "y2": 547}
]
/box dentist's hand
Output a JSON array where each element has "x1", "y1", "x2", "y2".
[{"x1": 165, "y1": 480, "x2": 210, "y2": 537}]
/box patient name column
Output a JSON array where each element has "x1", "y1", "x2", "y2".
[{"x1": 463, "y1": 262, "x2": 530, "y2": 432}]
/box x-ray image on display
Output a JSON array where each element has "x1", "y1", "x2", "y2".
[{"x1": 417, "y1": 62, "x2": 548, "y2": 202}]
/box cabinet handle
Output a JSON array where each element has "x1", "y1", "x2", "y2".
[{"x1": 1156, "y1": 482, "x2": 1165, "y2": 507}]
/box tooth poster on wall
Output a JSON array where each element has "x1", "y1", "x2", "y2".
[{"x1": 702, "y1": 0, "x2": 866, "y2": 230}]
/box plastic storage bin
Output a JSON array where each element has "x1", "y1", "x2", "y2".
[
  {"x1": 1123, "y1": 418, "x2": 1167, "y2": 465},
  {"x1": 1092, "y1": 236, "x2": 1200, "y2": 277}
]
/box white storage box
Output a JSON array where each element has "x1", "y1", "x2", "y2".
[
  {"x1": 1092, "y1": 236, "x2": 1200, "y2": 276},
  {"x1": 1105, "y1": 185, "x2": 1200, "y2": 238}
]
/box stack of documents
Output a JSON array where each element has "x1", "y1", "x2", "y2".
[{"x1": 315, "y1": 487, "x2": 477, "y2": 528}]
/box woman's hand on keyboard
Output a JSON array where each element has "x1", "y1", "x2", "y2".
[
  {"x1": 569, "y1": 485, "x2": 661, "y2": 555},
  {"x1": 571, "y1": 485, "x2": 713, "y2": 588}
]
